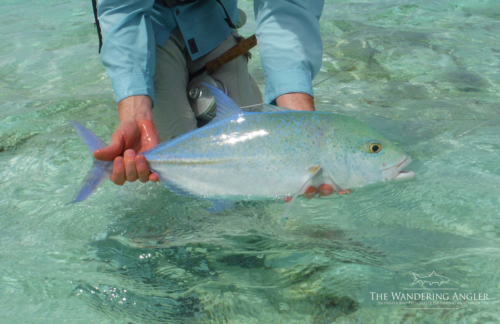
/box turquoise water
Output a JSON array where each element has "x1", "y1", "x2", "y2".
[{"x1": 1, "y1": 0, "x2": 500, "y2": 322}]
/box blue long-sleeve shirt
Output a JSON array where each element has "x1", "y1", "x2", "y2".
[{"x1": 97, "y1": 0, "x2": 324, "y2": 105}]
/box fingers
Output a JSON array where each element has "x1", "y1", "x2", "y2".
[
  {"x1": 95, "y1": 114, "x2": 158, "y2": 185},
  {"x1": 338, "y1": 189, "x2": 352, "y2": 195},
  {"x1": 288, "y1": 184, "x2": 352, "y2": 202},
  {"x1": 286, "y1": 187, "x2": 316, "y2": 203},
  {"x1": 111, "y1": 157, "x2": 125, "y2": 185},
  {"x1": 149, "y1": 173, "x2": 160, "y2": 182},
  {"x1": 123, "y1": 150, "x2": 138, "y2": 182},
  {"x1": 94, "y1": 118, "x2": 138, "y2": 161},
  {"x1": 304, "y1": 185, "x2": 334, "y2": 199},
  {"x1": 136, "y1": 155, "x2": 150, "y2": 183},
  {"x1": 304, "y1": 186, "x2": 318, "y2": 199},
  {"x1": 94, "y1": 133, "x2": 124, "y2": 161},
  {"x1": 94, "y1": 141, "x2": 123, "y2": 161},
  {"x1": 302, "y1": 184, "x2": 347, "y2": 199},
  {"x1": 318, "y1": 184, "x2": 334, "y2": 197},
  {"x1": 111, "y1": 150, "x2": 154, "y2": 185}
]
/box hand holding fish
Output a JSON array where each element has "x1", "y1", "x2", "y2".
[
  {"x1": 93, "y1": 95, "x2": 160, "y2": 185},
  {"x1": 276, "y1": 93, "x2": 334, "y2": 199}
]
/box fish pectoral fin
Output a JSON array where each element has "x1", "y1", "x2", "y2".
[
  {"x1": 309, "y1": 165, "x2": 321, "y2": 174},
  {"x1": 280, "y1": 165, "x2": 323, "y2": 228}
]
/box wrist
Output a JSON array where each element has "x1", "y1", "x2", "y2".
[
  {"x1": 276, "y1": 93, "x2": 315, "y2": 111},
  {"x1": 117, "y1": 95, "x2": 153, "y2": 121}
]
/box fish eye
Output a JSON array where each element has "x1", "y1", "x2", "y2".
[{"x1": 369, "y1": 143, "x2": 382, "y2": 153}]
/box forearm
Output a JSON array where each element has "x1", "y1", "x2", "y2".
[
  {"x1": 276, "y1": 93, "x2": 315, "y2": 111},
  {"x1": 98, "y1": 0, "x2": 156, "y2": 104},
  {"x1": 117, "y1": 95, "x2": 153, "y2": 122},
  {"x1": 254, "y1": 0, "x2": 324, "y2": 104}
]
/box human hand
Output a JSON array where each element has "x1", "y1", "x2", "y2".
[
  {"x1": 276, "y1": 92, "x2": 335, "y2": 199},
  {"x1": 93, "y1": 95, "x2": 160, "y2": 185}
]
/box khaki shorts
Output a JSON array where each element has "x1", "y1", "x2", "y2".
[{"x1": 152, "y1": 27, "x2": 263, "y2": 141}]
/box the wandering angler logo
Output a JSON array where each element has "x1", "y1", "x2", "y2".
[
  {"x1": 412, "y1": 271, "x2": 450, "y2": 286},
  {"x1": 369, "y1": 271, "x2": 490, "y2": 309}
]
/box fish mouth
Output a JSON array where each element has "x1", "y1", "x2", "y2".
[{"x1": 382, "y1": 156, "x2": 416, "y2": 181}]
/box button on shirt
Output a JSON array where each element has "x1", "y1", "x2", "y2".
[{"x1": 97, "y1": 0, "x2": 324, "y2": 105}]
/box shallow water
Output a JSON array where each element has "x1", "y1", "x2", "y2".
[{"x1": 1, "y1": 0, "x2": 500, "y2": 323}]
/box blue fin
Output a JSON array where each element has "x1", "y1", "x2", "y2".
[
  {"x1": 203, "y1": 83, "x2": 243, "y2": 123},
  {"x1": 70, "y1": 121, "x2": 108, "y2": 156},
  {"x1": 69, "y1": 121, "x2": 112, "y2": 203}
]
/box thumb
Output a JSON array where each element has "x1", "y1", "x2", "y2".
[{"x1": 93, "y1": 132, "x2": 124, "y2": 161}]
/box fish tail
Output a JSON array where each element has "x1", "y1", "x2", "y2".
[
  {"x1": 411, "y1": 273, "x2": 422, "y2": 285},
  {"x1": 68, "y1": 121, "x2": 113, "y2": 203}
]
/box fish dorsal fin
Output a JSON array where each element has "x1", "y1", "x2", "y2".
[{"x1": 203, "y1": 83, "x2": 243, "y2": 123}]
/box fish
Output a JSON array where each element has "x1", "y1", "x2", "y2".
[
  {"x1": 412, "y1": 271, "x2": 451, "y2": 286},
  {"x1": 70, "y1": 84, "x2": 415, "y2": 204}
]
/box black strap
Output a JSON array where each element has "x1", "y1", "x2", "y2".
[
  {"x1": 91, "y1": 0, "x2": 103, "y2": 53},
  {"x1": 215, "y1": 0, "x2": 236, "y2": 29}
]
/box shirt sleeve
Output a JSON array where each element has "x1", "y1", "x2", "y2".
[
  {"x1": 254, "y1": 0, "x2": 324, "y2": 104},
  {"x1": 97, "y1": 0, "x2": 156, "y2": 104}
]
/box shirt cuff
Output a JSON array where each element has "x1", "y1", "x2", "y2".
[
  {"x1": 264, "y1": 69, "x2": 314, "y2": 104},
  {"x1": 111, "y1": 72, "x2": 155, "y2": 105}
]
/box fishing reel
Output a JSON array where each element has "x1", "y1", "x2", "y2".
[
  {"x1": 186, "y1": 32, "x2": 257, "y2": 122},
  {"x1": 187, "y1": 74, "x2": 227, "y2": 122}
]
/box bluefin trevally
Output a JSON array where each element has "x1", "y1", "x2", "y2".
[{"x1": 70, "y1": 84, "x2": 415, "y2": 204}]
